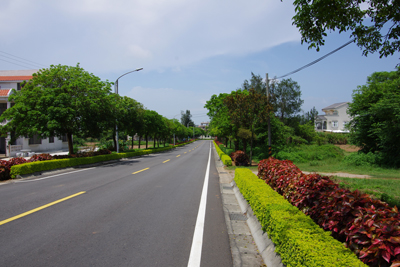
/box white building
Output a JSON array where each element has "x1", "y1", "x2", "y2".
[
  {"x1": 0, "y1": 70, "x2": 68, "y2": 157},
  {"x1": 315, "y1": 102, "x2": 351, "y2": 132}
]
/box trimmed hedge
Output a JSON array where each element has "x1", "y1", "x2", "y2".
[
  {"x1": 213, "y1": 141, "x2": 232, "y2": 166},
  {"x1": 234, "y1": 168, "x2": 367, "y2": 267},
  {"x1": 10, "y1": 141, "x2": 194, "y2": 179}
]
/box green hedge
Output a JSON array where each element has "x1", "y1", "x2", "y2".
[
  {"x1": 10, "y1": 141, "x2": 194, "y2": 179},
  {"x1": 213, "y1": 141, "x2": 232, "y2": 166},
  {"x1": 234, "y1": 169, "x2": 367, "y2": 267}
]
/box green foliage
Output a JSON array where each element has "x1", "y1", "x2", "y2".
[
  {"x1": 181, "y1": 110, "x2": 194, "y2": 127},
  {"x1": 269, "y1": 78, "x2": 304, "y2": 123},
  {"x1": 10, "y1": 141, "x2": 195, "y2": 178},
  {"x1": 213, "y1": 141, "x2": 232, "y2": 166},
  {"x1": 0, "y1": 64, "x2": 113, "y2": 155},
  {"x1": 275, "y1": 144, "x2": 344, "y2": 164},
  {"x1": 348, "y1": 69, "x2": 400, "y2": 167},
  {"x1": 316, "y1": 132, "x2": 349, "y2": 145},
  {"x1": 291, "y1": 0, "x2": 400, "y2": 58},
  {"x1": 234, "y1": 169, "x2": 366, "y2": 267},
  {"x1": 343, "y1": 152, "x2": 380, "y2": 167},
  {"x1": 295, "y1": 122, "x2": 317, "y2": 144}
]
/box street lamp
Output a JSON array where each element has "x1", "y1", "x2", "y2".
[{"x1": 115, "y1": 68, "x2": 143, "y2": 153}]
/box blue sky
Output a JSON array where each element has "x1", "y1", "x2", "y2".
[{"x1": 1, "y1": 0, "x2": 398, "y2": 124}]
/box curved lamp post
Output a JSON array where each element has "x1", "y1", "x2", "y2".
[{"x1": 115, "y1": 68, "x2": 143, "y2": 153}]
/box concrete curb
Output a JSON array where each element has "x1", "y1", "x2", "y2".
[
  {"x1": 213, "y1": 144, "x2": 284, "y2": 267},
  {"x1": 231, "y1": 180, "x2": 284, "y2": 267}
]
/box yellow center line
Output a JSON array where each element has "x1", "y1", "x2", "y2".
[
  {"x1": 132, "y1": 168, "x2": 149, "y2": 174},
  {"x1": 176, "y1": 155, "x2": 181, "y2": 157},
  {"x1": 163, "y1": 159, "x2": 170, "y2": 163},
  {"x1": 0, "y1": 191, "x2": 86, "y2": 226},
  {"x1": 184, "y1": 152, "x2": 187, "y2": 154}
]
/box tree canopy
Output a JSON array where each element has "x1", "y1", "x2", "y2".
[
  {"x1": 291, "y1": 0, "x2": 400, "y2": 58},
  {"x1": 181, "y1": 110, "x2": 194, "y2": 127},
  {"x1": 0, "y1": 64, "x2": 113, "y2": 154},
  {"x1": 348, "y1": 67, "x2": 400, "y2": 167}
]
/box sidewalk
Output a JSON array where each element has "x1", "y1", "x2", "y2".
[
  {"x1": 214, "y1": 148, "x2": 283, "y2": 267},
  {"x1": 0, "y1": 149, "x2": 70, "y2": 161}
]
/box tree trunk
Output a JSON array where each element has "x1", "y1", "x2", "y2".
[
  {"x1": 138, "y1": 136, "x2": 141, "y2": 149},
  {"x1": 250, "y1": 125, "x2": 254, "y2": 166},
  {"x1": 131, "y1": 137, "x2": 134, "y2": 150},
  {"x1": 67, "y1": 133, "x2": 74, "y2": 155},
  {"x1": 242, "y1": 138, "x2": 247, "y2": 154},
  {"x1": 146, "y1": 135, "x2": 148, "y2": 149},
  {"x1": 225, "y1": 137, "x2": 228, "y2": 147},
  {"x1": 113, "y1": 126, "x2": 117, "y2": 151},
  {"x1": 153, "y1": 136, "x2": 156, "y2": 148}
]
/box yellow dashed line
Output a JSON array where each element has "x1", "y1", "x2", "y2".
[
  {"x1": 176, "y1": 155, "x2": 181, "y2": 157},
  {"x1": 163, "y1": 159, "x2": 170, "y2": 163},
  {"x1": 0, "y1": 191, "x2": 86, "y2": 226},
  {"x1": 132, "y1": 168, "x2": 149, "y2": 174}
]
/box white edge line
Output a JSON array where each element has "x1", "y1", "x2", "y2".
[
  {"x1": 187, "y1": 142, "x2": 211, "y2": 267},
  {"x1": 14, "y1": 167, "x2": 96, "y2": 183}
]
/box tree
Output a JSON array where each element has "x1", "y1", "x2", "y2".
[
  {"x1": 270, "y1": 78, "x2": 304, "y2": 124},
  {"x1": 291, "y1": 0, "x2": 400, "y2": 58},
  {"x1": 0, "y1": 64, "x2": 112, "y2": 155},
  {"x1": 181, "y1": 110, "x2": 194, "y2": 127},
  {"x1": 241, "y1": 72, "x2": 266, "y2": 94},
  {"x1": 348, "y1": 68, "x2": 400, "y2": 167},
  {"x1": 300, "y1": 106, "x2": 318, "y2": 125}
]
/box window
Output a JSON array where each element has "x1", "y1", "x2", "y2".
[
  {"x1": 332, "y1": 121, "x2": 338, "y2": 128},
  {"x1": 0, "y1": 103, "x2": 7, "y2": 116},
  {"x1": 332, "y1": 110, "x2": 338, "y2": 115},
  {"x1": 343, "y1": 121, "x2": 349, "y2": 128},
  {"x1": 49, "y1": 136, "x2": 54, "y2": 143},
  {"x1": 62, "y1": 135, "x2": 68, "y2": 142},
  {"x1": 29, "y1": 134, "x2": 42, "y2": 145}
]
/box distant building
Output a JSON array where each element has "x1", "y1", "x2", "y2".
[
  {"x1": 315, "y1": 102, "x2": 351, "y2": 133},
  {"x1": 0, "y1": 70, "x2": 68, "y2": 157},
  {"x1": 198, "y1": 122, "x2": 209, "y2": 131}
]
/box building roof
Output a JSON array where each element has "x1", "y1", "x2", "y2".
[
  {"x1": 316, "y1": 115, "x2": 327, "y2": 120},
  {"x1": 0, "y1": 76, "x2": 32, "y2": 81},
  {"x1": 322, "y1": 102, "x2": 349, "y2": 110},
  {"x1": 0, "y1": 70, "x2": 38, "y2": 76},
  {"x1": 0, "y1": 89, "x2": 11, "y2": 96}
]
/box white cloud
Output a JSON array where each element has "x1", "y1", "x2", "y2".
[
  {"x1": 0, "y1": 0, "x2": 300, "y2": 72},
  {"x1": 128, "y1": 86, "x2": 209, "y2": 122}
]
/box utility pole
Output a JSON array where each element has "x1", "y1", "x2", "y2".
[{"x1": 266, "y1": 73, "x2": 272, "y2": 157}]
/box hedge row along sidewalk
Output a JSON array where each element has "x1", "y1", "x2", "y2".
[
  {"x1": 213, "y1": 141, "x2": 232, "y2": 166},
  {"x1": 258, "y1": 157, "x2": 400, "y2": 267},
  {"x1": 234, "y1": 168, "x2": 366, "y2": 267},
  {"x1": 10, "y1": 141, "x2": 195, "y2": 179}
]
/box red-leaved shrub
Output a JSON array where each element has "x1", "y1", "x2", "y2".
[
  {"x1": 231, "y1": 150, "x2": 249, "y2": 166},
  {"x1": 258, "y1": 157, "x2": 400, "y2": 267},
  {"x1": 28, "y1": 153, "x2": 54, "y2": 162}
]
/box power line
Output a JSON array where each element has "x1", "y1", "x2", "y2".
[
  {"x1": 0, "y1": 58, "x2": 35, "y2": 69},
  {"x1": 0, "y1": 51, "x2": 47, "y2": 69},
  {"x1": 273, "y1": 38, "x2": 356, "y2": 80}
]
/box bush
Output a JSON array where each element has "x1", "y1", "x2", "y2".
[
  {"x1": 258, "y1": 157, "x2": 400, "y2": 266},
  {"x1": 275, "y1": 144, "x2": 344, "y2": 164},
  {"x1": 231, "y1": 150, "x2": 249, "y2": 166},
  {"x1": 213, "y1": 141, "x2": 232, "y2": 166},
  {"x1": 28, "y1": 153, "x2": 54, "y2": 162},
  {"x1": 343, "y1": 152, "x2": 379, "y2": 166},
  {"x1": 235, "y1": 168, "x2": 366, "y2": 267}
]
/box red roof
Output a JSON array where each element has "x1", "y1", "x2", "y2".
[
  {"x1": 0, "y1": 89, "x2": 11, "y2": 96},
  {"x1": 0, "y1": 76, "x2": 33, "y2": 81}
]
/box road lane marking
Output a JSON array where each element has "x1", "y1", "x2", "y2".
[
  {"x1": 132, "y1": 168, "x2": 149, "y2": 174},
  {"x1": 184, "y1": 152, "x2": 187, "y2": 154},
  {"x1": 0, "y1": 191, "x2": 86, "y2": 226},
  {"x1": 176, "y1": 155, "x2": 181, "y2": 157},
  {"x1": 187, "y1": 142, "x2": 211, "y2": 267},
  {"x1": 163, "y1": 159, "x2": 170, "y2": 163},
  {"x1": 14, "y1": 168, "x2": 96, "y2": 183}
]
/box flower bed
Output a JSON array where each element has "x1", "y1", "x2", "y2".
[
  {"x1": 235, "y1": 168, "x2": 366, "y2": 267},
  {"x1": 257, "y1": 157, "x2": 400, "y2": 267}
]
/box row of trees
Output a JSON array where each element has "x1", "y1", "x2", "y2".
[
  {"x1": 0, "y1": 64, "x2": 205, "y2": 154},
  {"x1": 205, "y1": 73, "x2": 316, "y2": 163}
]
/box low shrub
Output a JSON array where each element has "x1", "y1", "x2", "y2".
[
  {"x1": 28, "y1": 153, "x2": 54, "y2": 162},
  {"x1": 231, "y1": 150, "x2": 249, "y2": 166},
  {"x1": 258, "y1": 157, "x2": 400, "y2": 266},
  {"x1": 9, "y1": 141, "x2": 195, "y2": 179},
  {"x1": 343, "y1": 152, "x2": 379, "y2": 166},
  {"x1": 213, "y1": 141, "x2": 232, "y2": 166},
  {"x1": 235, "y1": 168, "x2": 366, "y2": 267}
]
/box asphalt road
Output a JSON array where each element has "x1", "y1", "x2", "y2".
[{"x1": 0, "y1": 140, "x2": 233, "y2": 267}]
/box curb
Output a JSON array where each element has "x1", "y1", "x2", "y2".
[{"x1": 213, "y1": 145, "x2": 284, "y2": 267}]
